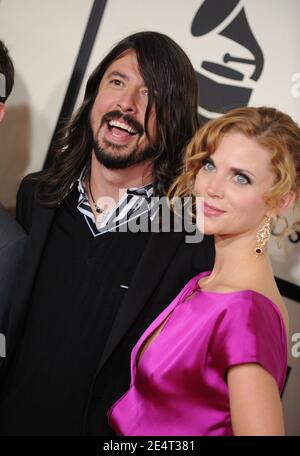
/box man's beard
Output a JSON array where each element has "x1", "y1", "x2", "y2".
[
  {"x1": 92, "y1": 110, "x2": 156, "y2": 169},
  {"x1": 93, "y1": 140, "x2": 155, "y2": 169}
]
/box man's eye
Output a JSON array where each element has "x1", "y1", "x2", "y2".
[
  {"x1": 202, "y1": 159, "x2": 215, "y2": 171},
  {"x1": 110, "y1": 79, "x2": 123, "y2": 86},
  {"x1": 234, "y1": 174, "x2": 251, "y2": 185}
]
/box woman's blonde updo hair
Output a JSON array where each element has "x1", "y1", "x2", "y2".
[{"x1": 168, "y1": 106, "x2": 300, "y2": 238}]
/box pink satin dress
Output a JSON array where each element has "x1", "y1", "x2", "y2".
[{"x1": 108, "y1": 271, "x2": 288, "y2": 436}]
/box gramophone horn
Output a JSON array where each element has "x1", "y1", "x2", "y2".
[{"x1": 191, "y1": 0, "x2": 240, "y2": 36}]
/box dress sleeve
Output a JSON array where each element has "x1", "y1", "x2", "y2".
[{"x1": 209, "y1": 291, "x2": 288, "y2": 393}]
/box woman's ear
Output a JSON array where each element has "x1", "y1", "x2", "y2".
[
  {"x1": 275, "y1": 191, "x2": 296, "y2": 215},
  {"x1": 0, "y1": 102, "x2": 5, "y2": 122}
]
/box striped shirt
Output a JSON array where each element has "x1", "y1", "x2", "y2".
[{"x1": 75, "y1": 165, "x2": 154, "y2": 237}]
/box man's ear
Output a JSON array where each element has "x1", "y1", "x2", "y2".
[
  {"x1": 275, "y1": 191, "x2": 297, "y2": 215},
  {"x1": 0, "y1": 102, "x2": 5, "y2": 122}
]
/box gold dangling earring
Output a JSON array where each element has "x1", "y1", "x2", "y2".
[{"x1": 255, "y1": 216, "x2": 271, "y2": 258}]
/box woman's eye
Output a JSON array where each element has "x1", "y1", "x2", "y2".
[
  {"x1": 202, "y1": 160, "x2": 215, "y2": 171},
  {"x1": 234, "y1": 174, "x2": 250, "y2": 185}
]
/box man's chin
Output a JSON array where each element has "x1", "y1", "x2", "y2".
[
  {"x1": 94, "y1": 144, "x2": 139, "y2": 169},
  {"x1": 93, "y1": 141, "x2": 155, "y2": 170}
]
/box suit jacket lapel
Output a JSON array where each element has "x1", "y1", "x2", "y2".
[
  {"x1": 96, "y1": 230, "x2": 184, "y2": 373},
  {"x1": 6, "y1": 204, "x2": 56, "y2": 355}
]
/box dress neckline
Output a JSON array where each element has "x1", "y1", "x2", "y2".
[
  {"x1": 126, "y1": 270, "x2": 288, "y2": 398},
  {"x1": 193, "y1": 270, "x2": 288, "y2": 348}
]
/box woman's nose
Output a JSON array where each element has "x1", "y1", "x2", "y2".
[{"x1": 206, "y1": 174, "x2": 224, "y2": 198}]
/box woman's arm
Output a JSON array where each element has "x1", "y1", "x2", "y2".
[{"x1": 228, "y1": 363, "x2": 285, "y2": 436}]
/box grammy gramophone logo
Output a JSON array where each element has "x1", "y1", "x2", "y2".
[{"x1": 192, "y1": 0, "x2": 264, "y2": 124}]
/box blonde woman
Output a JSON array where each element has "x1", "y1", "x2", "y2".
[{"x1": 108, "y1": 107, "x2": 300, "y2": 436}]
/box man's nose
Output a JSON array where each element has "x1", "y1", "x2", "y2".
[{"x1": 116, "y1": 90, "x2": 138, "y2": 114}]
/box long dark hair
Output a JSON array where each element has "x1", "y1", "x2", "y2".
[{"x1": 36, "y1": 31, "x2": 199, "y2": 206}]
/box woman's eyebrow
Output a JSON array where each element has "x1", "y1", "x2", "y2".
[
  {"x1": 207, "y1": 157, "x2": 256, "y2": 177},
  {"x1": 231, "y1": 167, "x2": 256, "y2": 178}
]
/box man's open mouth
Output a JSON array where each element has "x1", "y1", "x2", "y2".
[{"x1": 107, "y1": 119, "x2": 137, "y2": 136}]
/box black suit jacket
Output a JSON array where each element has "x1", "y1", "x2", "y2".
[
  {"x1": 0, "y1": 203, "x2": 26, "y2": 337},
  {"x1": 3, "y1": 172, "x2": 215, "y2": 435}
]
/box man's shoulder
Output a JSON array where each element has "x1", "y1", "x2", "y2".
[
  {"x1": 16, "y1": 170, "x2": 49, "y2": 232},
  {"x1": 0, "y1": 203, "x2": 14, "y2": 227},
  {"x1": 18, "y1": 170, "x2": 45, "y2": 197},
  {"x1": 0, "y1": 203, "x2": 26, "y2": 246}
]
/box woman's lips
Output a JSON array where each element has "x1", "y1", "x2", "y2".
[{"x1": 203, "y1": 202, "x2": 226, "y2": 216}]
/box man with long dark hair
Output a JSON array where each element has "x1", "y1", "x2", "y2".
[
  {"x1": 0, "y1": 40, "x2": 26, "y2": 342},
  {"x1": 0, "y1": 32, "x2": 214, "y2": 435}
]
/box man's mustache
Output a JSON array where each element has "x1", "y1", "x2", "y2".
[{"x1": 100, "y1": 111, "x2": 144, "y2": 136}]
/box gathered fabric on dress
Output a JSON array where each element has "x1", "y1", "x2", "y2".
[{"x1": 108, "y1": 271, "x2": 287, "y2": 436}]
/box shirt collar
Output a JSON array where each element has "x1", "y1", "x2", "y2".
[{"x1": 75, "y1": 163, "x2": 154, "y2": 200}]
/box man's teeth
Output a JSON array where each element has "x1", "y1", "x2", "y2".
[{"x1": 108, "y1": 120, "x2": 136, "y2": 134}]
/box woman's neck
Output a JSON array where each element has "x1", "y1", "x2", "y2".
[{"x1": 203, "y1": 232, "x2": 275, "y2": 291}]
